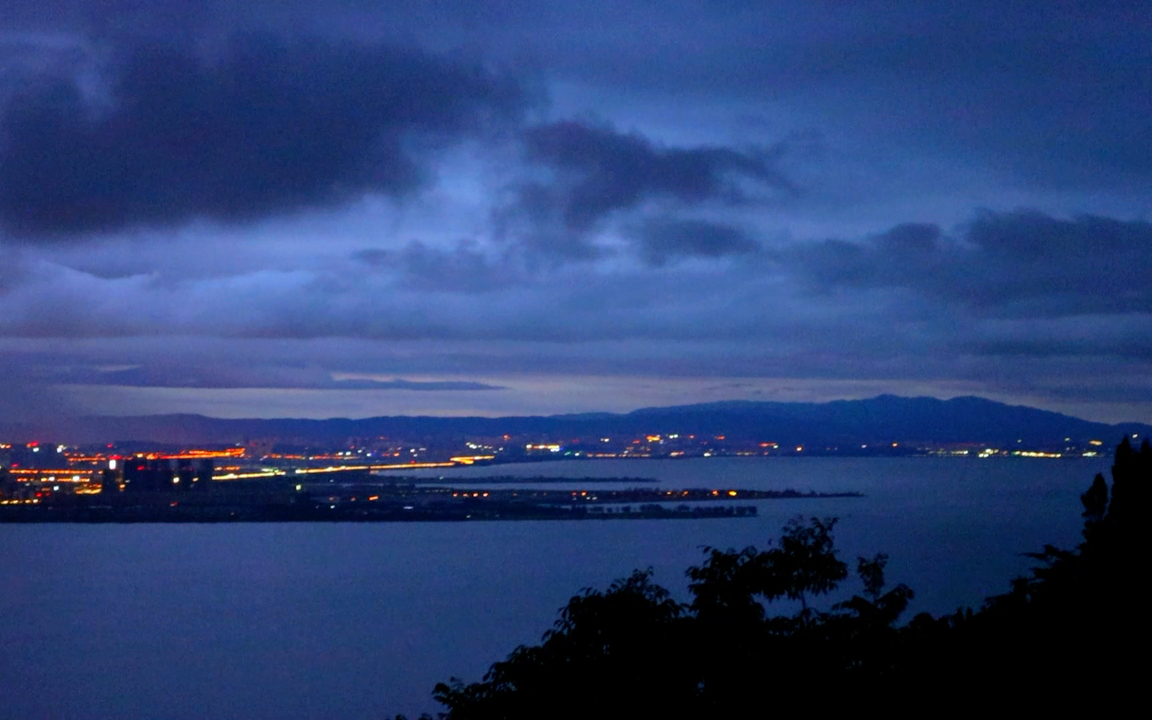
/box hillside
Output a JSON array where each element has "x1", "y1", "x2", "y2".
[{"x1": 5, "y1": 395, "x2": 1148, "y2": 447}]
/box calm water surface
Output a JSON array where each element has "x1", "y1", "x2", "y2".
[{"x1": 0, "y1": 457, "x2": 1108, "y2": 719}]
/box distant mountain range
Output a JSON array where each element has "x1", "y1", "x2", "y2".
[{"x1": 5, "y1": 395, "x2": 1149, "y2": 447}]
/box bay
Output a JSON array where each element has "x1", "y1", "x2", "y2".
[{"x1": 0, "y1": 456, "x2": 1109, "y2": 719}]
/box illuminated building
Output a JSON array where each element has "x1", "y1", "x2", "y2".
[{"x1": 121, "y1": 457, "x2": 214, "y2": 492}]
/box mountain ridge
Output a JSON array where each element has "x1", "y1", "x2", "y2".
[{"x1": 3, "y1": 395, "x2": 1148, "y2": 446}]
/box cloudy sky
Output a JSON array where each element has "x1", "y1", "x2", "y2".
[{"x1": 0, "y1": 1, "x2": 1149, "y2": 423}]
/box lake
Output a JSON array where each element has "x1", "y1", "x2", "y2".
[{"x1": 0, "y1": 456, "x2": 1109, "y2": 719}]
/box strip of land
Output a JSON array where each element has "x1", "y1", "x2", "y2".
[{"x1": 0, "y1": 476, "x2": 859, "y2": 523}]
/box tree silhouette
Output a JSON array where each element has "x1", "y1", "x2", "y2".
[
  {"x1": 430, "y1": 438, "x2": 1148, "y2": 716},
  {"x1": 433, "y1": 569, "x2": 697, "y2": 719},
  {"x1": 898, "y1": 435, "x2": 1149, "y2": 699},
  {"x1": 1080, "y1": 472, "x2": 1108, "y2": 539},
  {"x1": 764, "y1": 516, "x2": 848, "y2": 612},
  {"x1": 435, "y1": 516, "x2": 892, "y2": 717}
]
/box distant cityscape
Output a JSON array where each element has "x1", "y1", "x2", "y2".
[
  {"x1": 3, "y1": 395, "x2": 1145, "y2": 519},
  {"x1": 0, "y1": 427, "x2": 1118, "y2": 509}
]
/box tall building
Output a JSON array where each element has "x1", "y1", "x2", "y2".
[
  {"x1": 122, "y1": 459, "x2": 175, "y2": 492},
  {"x1": 196, "y1": 459, "x2": 214, "y2": 490}
]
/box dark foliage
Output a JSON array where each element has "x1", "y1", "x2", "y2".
[
  {"x1": 430, "y1": 438, "x2": 1148, "y2": 718},
  {"x1": 906, "y1": 436, "x2": 1150, "y2": 696}
]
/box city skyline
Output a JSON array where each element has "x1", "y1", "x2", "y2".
[{"x1": 1, "y1": 1, "x2": 1149, "y2": 424}]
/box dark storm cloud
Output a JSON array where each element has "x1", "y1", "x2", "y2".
[
  {"x1": 790, "y1": 211, "x2": 1152, "y2": 317},
  {"x1": 500, "y1": 120, "x2": 795, "y2": 256},
  {"x1": 6, "y1": 2, "x2": 1149, "y2": 200},
  {"x1": 0, "y1": 34, "x2": 526, "y2": 238},
  {"x1": 631, "y1": 218, "x2": 760, "y2": 266},
  {"x1": 525, "y1": 121, "x2": 796, "y2": 227}
]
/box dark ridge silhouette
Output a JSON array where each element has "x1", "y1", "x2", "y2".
[
  {"x1": 417, "y1": 437, "x2": 1147, "y2": 717},
  {"x1": 9, "y1": 395, "x2": 1150, "y2": 445}
]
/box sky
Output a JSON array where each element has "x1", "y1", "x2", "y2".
[{"x1": 0, "y1": 1, "x2": 1149, "y2": 423}]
